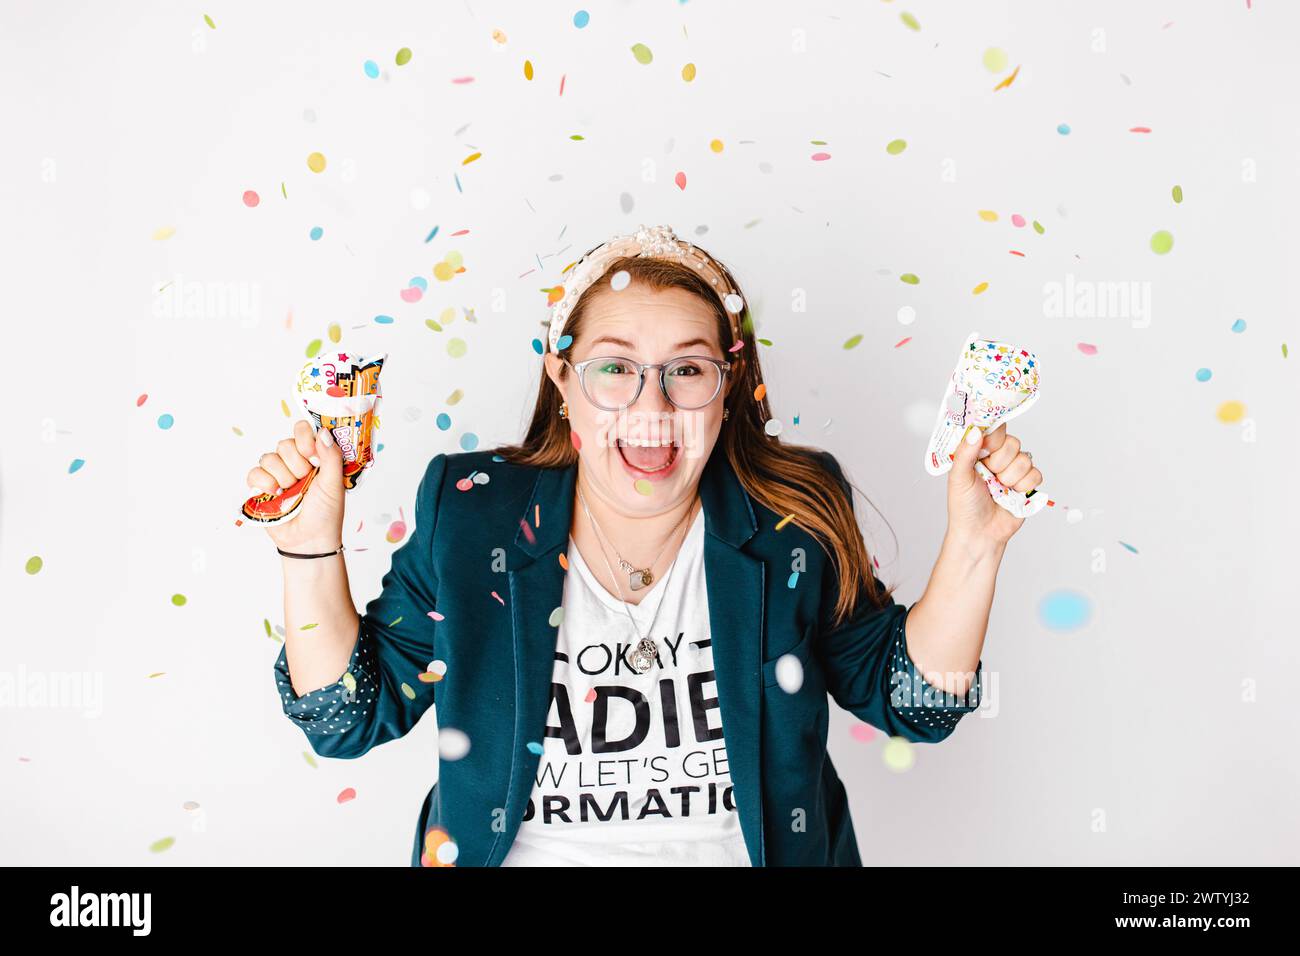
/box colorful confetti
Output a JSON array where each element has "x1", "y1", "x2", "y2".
[
  {"x1": 885, "y1": 138, "x2": 907, "y2": 155},
  {"x1": 25, "y1": 556, "x2": 42, "y2": 575},
  {"x1": 1149, "y1": 230, "x2": 1174, "y2": 254}
]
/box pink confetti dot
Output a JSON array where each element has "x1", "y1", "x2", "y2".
[
  {"x1": 811, "y1": 152, "x2": 832, "y2": 161},
  {"x1": 674, "y1": 171, "x2": 687, "y2": 190},
  {"x1": 570, "y1": 431, "x2": 582, "y2": 452},
  {"x1": 400, "y1": 286, "x2": 423, "y2": 303},
  {"x1": 850, "y1": 724, "x2": 875, "y2": 743},
  {"x1": 337, "y1": 787, "x2": 357, "y2": 804},
  {"x1": 585, "y1": 688, "x2": 597, "y2": 703},
  {"x1": 386, "y1": 520, "x2": 407, "y2": 543},
  {"x1": 242, "y1": 190, "x2": 260, "y2": 207},
  {"x1": 1077, "y1": 342, "x2": 1098, "y2": 355},
  {"x1": 1011, "y1": 214, "x2": 1026, "y2": 227},
  {"x1": 491, "y1": 591, "x2": 505, "y2": 605},
  {"x1": 427, "y1": 610, "x2": 445, "y2": 621},
  {"x1": 136, "y1": 393, "x2": 148, "y2": 407},
  {"x1": 455, "y1": 477, "x2": 474, "y2": 491}
]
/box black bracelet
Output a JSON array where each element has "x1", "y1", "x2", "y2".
[{"x1": 277, "y1": 545, "x2": 345, "y2": 559}]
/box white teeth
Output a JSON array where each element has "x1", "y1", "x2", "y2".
[{"x1": 619, "y1": 438, "x2": 673, "y2": 447}]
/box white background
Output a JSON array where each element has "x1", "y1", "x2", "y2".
[{"x1": 2, "y1": 0, "x2": 1296, "y2": 865}]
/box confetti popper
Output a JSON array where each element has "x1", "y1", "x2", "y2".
[
  {"x1": 923, "y1": 331, "x2": 1049, "y2": 519},
  {"x1": 240, "y1": 352, "x2": 386, "y2": 527}
]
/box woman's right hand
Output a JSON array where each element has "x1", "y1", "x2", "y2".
[{"x1": 246, "y1": 419, "x2": 346, "y2": 552}]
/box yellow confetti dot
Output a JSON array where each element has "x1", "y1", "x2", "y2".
[
  {"x1": 681, "y1": 63, "x2": 696, "y2": 82},
  {"x1": 302, "y1": 751, "x2": 317, "y2": 768},
  {"x1": 882, "y1": 736, "x2": 915, "y2": 772},
  {"x1": 327, "y1": 322, "x2": 341, "y2": 343},
  {"x1": 447, "y1": 337, "x2": 467, "y2": 358},
  {"x1": 523, "y1": 60, "x2": 533, "y2": 80},
  {"x1": 982, "y1": 47, "x2": 1009, "y2": 73},
  {"x1": 434, "y1": 261, "x2": 455, "y2": 281},
  {"x1": 446, "y1": 389, "x2": 464, "y2": 405},
  {"x1": 401, "y1": 682, "x2": 416, "y2": 700},
  {"x1": 491, "y1": 29, "x2": 507, "y2": 45},
  {"x1": 710, "y1": 139, "x2": 724, "y2": 153},
  {"x1": 307, "y1": 152, "x2": 326, "y2": 173},
  {"x1": 978, "y1": 210, "x2": 999, "y2": 222},
  {"x1": 972, "y1": 281, "x2": 989, "y2": 295},
  {"x1": 444, "y1": 250, "x2": 464, "y2": 269},
  {"x1": 152, "y1": 226, "x2": 176, "y2": 241},
  {"x1": 775, "y1": 513, "x2": 796, "y2": 531},
  {"x1": 342, "y1": 672, "x2": 357, "y2": 693},
  {"x1": 462, "y1": 152, "x2": 481, "y2": 166},
  {"x1": 1216, "y1": 400, "x2": 1246, "y2": 423},
  {"x1": 280, "y1": 399, "x2": 291, "y2": 417},
  {"x1": 439, "y1": 306, "x2": 457, "y2": 326},
  {"x1": 633, "y1": 479, "x2": 653, "y2": 496}
]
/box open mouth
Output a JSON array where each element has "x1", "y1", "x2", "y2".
[{"x1": 616, "y1": 438, "x2": 680, "y2": 476}]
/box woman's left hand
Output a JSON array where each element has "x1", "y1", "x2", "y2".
[{"x1": 945, "y1": 422, "x2": 1042, "y2": 550}]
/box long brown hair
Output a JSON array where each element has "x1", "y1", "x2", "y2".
[{"x1": 492, "y1": 244, "x2": 893, "y2": 627}]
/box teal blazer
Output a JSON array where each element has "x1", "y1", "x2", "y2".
[{"x1": 273, "y1": 447, "x2": 982, "y2": 866}]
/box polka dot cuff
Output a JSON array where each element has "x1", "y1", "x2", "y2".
[
  {"x1": 887, "y1": 614, "x2": 982, "y2": 736},
  {"x1": 273, "y1": 626, "x2": 381, "y2": 737}
]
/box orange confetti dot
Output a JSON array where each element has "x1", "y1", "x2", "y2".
[
  {"x1": 753, "y1": 383, "x2": 767, "y2": 401},
  {"x1": 674, "y1": 171, "x2": 687, "y2": 190},
  {"x1": 337, "y1": 788, "x2": 357, "y2": 804}
]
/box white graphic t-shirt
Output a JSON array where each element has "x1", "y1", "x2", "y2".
[{"x1": 500, "y1": 508, "x2": 752, "y2": 866}]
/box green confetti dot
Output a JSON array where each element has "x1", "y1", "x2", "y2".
[
  {"x1": 630, "y1": 43, "x2": 653, "y2": 65},
  {"x1": 300, "y1": 622, "x2": 318, "y2": 630},
  {"x1": 171, "y1": 593, "x2": 187, "y2": 607},
  {"x1": 425, "y1": 318, "x2": 443, "y2": 332},
  {"x1": 1283, "y1": 343, "x2": 1289, "y2": 358},
  {"x1": 633, "y1": 478, "x2": 653, "y2": 496},
  {"x1": 149, "y1": 836, "x2": 175, "y2": 853},
  {"x1": 1172, "y1": 184, "x2": 1183, "y2": 203},
  {"x1": 447, "y1": 337, "x2": 467, "y2": 358},
  {"x1": 396, "y1": 47, "x2": 412, "y2": 66},
  {"x1": 885, "y1": 138, "x2": 907, "y2": 155},
  {"x1": 899, "y1": 273, "x2": 919, "y2": 284},
  {"x1": 302, "y1": 751, "x2": 318, "y2": 768},
  {"x1": 25, "y1": 555, "x2": 43, "y2": 575},
  {"x1": 305, "y1": 338, "x2": 322, "y2": 358},
  {"x1": 342, "y1": 672, "x2": 357, "y2": 693},
  {"x1": 203, "y1": 14, "x2": 215, "y2": 29},
  {"x1": 548, "y1": 607, "x2": 565, "y2": 627},
  {"x1": 401, "y1": 682, "x2": 416, "y2": 700},
  {"x1": 900, "y1": 12, "x2": 921, "y2": 31},
  {"x1": 1032, "y1": 220, "x2": 1045, "y2": 234},
  {"x1": 1149, "y1": 230, "x2": 1174, "y2": 255},
  {"x1": 263, "y1": 618, "x2": 272, "y2": 637},
  {"x1": 882, "y1": 737, "x2": 915, "y2": 771},
  {"x1": 843, "y1": 334, "x2": 863, "y2": 350}
]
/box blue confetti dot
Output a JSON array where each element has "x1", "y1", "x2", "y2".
[
  {"x1": 309, "y1": 226, "x2": 323, "y2": 240},
  {"x1": 436, "y1": 413, "x2": 451, "y2": 431},
  {"x1": 460, "y1": 432, "x2": 479, "y2": 451},
  {"x1": 574, "y1": 10, "x2": 590, "y2": 28},
  {"x1": 1231, "y1": 318, "x2": 1247, "y2": 333},
  {"x1": 526, "y1": 741, "x2": 544, "y2": 755},
  {"x1": 363, "y1": 60, "x2": 379, "y2": 78},
  {"x1": 69, "y1": 458, "x2": 85, "y2": 474},
  {"x1": 376, "y1": 442, "x2": 384, "y2": 454},
  {"x1": 492, "y1": 454, "x2": 505, "y2": 462},
  {"x1": 409, "y1": 276, "x2": 428, "y2": 291},
  {"x1": 374, "y1": 315, "x2": 394, "y2": 325},
  {"x1": 531, "y1": 338, "x2": 544, "y2": 354},
  {"x1": 787, "y1": 571, "x2": 799, "y2": 589},
  {"x1": 157, "y1": 414, "x2": 174, "y2": 430},
  {"x1": 556, "y1": 334, "x2": 573, "y2": 350},
  {"x1": 1057, "y1": 123, "x2": 1071, "y2": 135},
  {"x1": 1038, "y1": 590, "x2": 1092, "y2": 631},
  {"x1": 1195, "y1": 368, "x2": 1212, "y2": 382},
  {"x1": 1118, "y1": 541, "x2": 1139, "y2": 554}
]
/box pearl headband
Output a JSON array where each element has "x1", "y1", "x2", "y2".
[{"x1": 546, "y1": 224, "x2": 747, "y2": 353}]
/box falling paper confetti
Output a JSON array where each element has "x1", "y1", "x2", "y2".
[
  {"x1": 25, "y1": 556, "x2": 42, "y2": 575},
  {"x1": 1039, "y1": 590, "x2": 1092, "y2": 630},
  {"x1": 1216, "y1": 400, "x2": 1246, "y2": 423},
  {"x1": 242, "y1": 190, "x2": 259, "y2": 207},
  {"x1": 171, "y1": 594, "x2": 187, "y2": 607},
  {"x1": 337, "y1": 788, "x2": 357, "y2": 804},
  {"x1": 307, "y1": 152, "x2": 326, "y2": 173},
  {"x1": 1150, "y1": 230, "x2": 1174, "y2": 254},
  {"x1": 882, "y1": 737, "x2": 915, "y2": 771},
  {"x1": 631, "y1": 43, "x2": 653, "y2": 65},
  {"x1": 885, "y1": 138, "x2": 907, "y2": 155}
]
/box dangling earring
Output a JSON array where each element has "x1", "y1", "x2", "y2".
[
  {"x1": 558, "y1": 401, "x2": 569, "y2": 420},
  {"x1": 722, "y1": 407, "x2": 730, "y2": 421}
]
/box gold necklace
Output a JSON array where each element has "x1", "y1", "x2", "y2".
[{"x1": 575, "y1": 487, "x2": 698, "y2": 674}]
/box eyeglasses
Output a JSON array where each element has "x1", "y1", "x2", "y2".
[{"x1": 563, "y1": 355, "x2": 732, "y2": 411}]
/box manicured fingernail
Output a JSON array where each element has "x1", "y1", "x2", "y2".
[
  {"x1": 309, "y1": 456, "x2": 320, "y2": 467},
  {"x1": 977, "y1": 449, "x2": 990, "y2": 459},
  {"x1": 318, "y1": 428, "x2": 334, "y2": 448},
  {"x1": 964, "y1": 425, "x2": 983, "y2": 445}
]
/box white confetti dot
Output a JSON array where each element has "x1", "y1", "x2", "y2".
[
  {"x1": 610, "y1": 270, "x2": 631, "y2": 291},
  {"x1": 1066, "y1": 508, "x2": 1083, "y2": 524},
  {"x1": 775, "y1": 654, "x2": 804, "y2": 694},
  {"x1": 438, "y1": 727, "x2": 471, "y2": 761},
  {"x1": 882, "y1": 736, "x2": 915, "y2": 772},
  {"x1": 764, "y1": 419, "x2": 783, "y2": 437},
  {"x1": 897, "y1": 305, "x2": 916, "y2": 325},
  {"x1": 410, "y1": 187, "x2": 431, "y2": 210},
  {"x1": 436, "y1": 840, "x2": 459, "y2": 864},
  {"x1": 724, "y1": 293, "x2": 745, "y2": 314},
  {"x1": 472, "y1": 471, "x2": 490, "y2": 485},
  {"x1": 427, "y1": 660, "x2": 447, "y2": 677}
]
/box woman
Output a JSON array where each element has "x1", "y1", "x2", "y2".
[{"x1": 249, "y1": 224, "x2": 1042, "y2": 867}]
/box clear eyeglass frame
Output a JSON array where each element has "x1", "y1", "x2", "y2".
[{"x1": 562, "y1": 354, "x2": 733, "y2": 411}]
